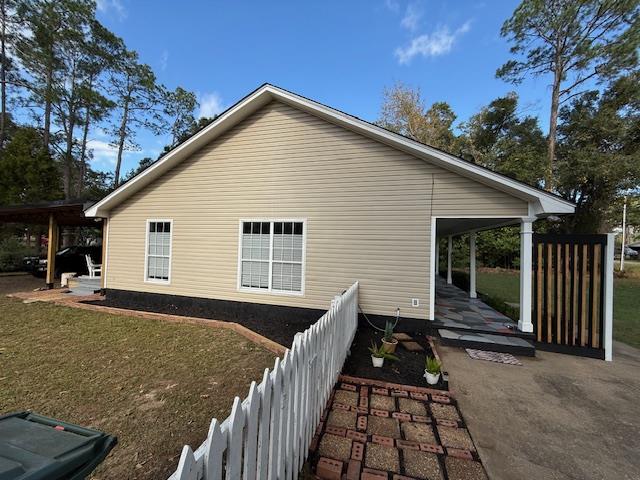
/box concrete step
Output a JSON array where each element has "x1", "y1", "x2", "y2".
[
  {"x1": 438, "y1": 328, "x2": 535, "y2": 357},
  {"x1": 68, "y1": 275, "x2": 101, "y2": 295}
]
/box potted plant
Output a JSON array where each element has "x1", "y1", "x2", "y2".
[
  {"x1": 369, "y1": 341, "x2": 399, "y2": 368},
  {"x1": 381, "y1": 319, "x2": 398, "y2": 353},
  {"x1": 424, "y1": 356, "x2": 442, "y2": 385}
]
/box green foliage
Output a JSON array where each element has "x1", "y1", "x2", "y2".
[
  {"x1": 0, "y1": 126, "x2": 62, "y2": 204},
  {"x1": 383, "y1": 319, "x2": 395, "y2": 342},
  {"x1": 424, "y1": 356, "x2": 441, "y2": 374},
  {"x1": 0, "y1": 237, "x2": 37, "y2": 272},
  {"x1": 369, "y1": 341, "x2": 399, "y2": 360},
  {"x1": 163, "y1": 86, "x2": 198, "y2": 147},
  {"x1": 555, "y1": 74, "x2": 640, "y2": 233}
]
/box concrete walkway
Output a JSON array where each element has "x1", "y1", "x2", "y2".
[{"x1": 438, "y1": 341, "x2": 640, "y2": 480}]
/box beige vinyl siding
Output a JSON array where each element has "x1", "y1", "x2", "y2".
[{"x1": 106, "y1": 100, "x2": 528, "y2": 319}]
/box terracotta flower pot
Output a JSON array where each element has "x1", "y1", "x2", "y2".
[{"x1": 381, "y1": 337, "x2": 398, "y2": 354}]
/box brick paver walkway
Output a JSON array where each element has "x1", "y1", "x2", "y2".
[{"x1": 309, "y1": 375, "x2": 487, "y2": 480}]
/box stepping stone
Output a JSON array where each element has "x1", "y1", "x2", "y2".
[
  {"x1": 327, "y1": 410, "x2": 357, "y2": 430},
  {"x1": 398, "y1": 398, "x2": 427, "y2": 416},
  {"x1": 437, "y1": 426, "x2": 475, "y2": 451},
  {"x1": 403, "y1": 450, "x2": 444, "y2": 480},
  {"x1": 445, "y1": 457, "x2": 488, "y2": 480},
  {"x1": 334, "y1": 390, "x2": 359, "y2": 407},
  {"x1": 370, "y1": 394, "x2": 395, "y2": 411},
  {"x1": 367, "y1": 416, "x2": 401, "y2": 438},
  {"x1": 430, "y1": 403, "x2": 461, "y2": 422},
  {"x1": 393, "y1": 332, "x2": 413, "y2": 341},
  {"x1": 401, "y1": 422, "x2": 437, "y2": 444},
  {"x1": 318, "y1": 434, "x2": 352, "y2": 463},
  {"x1": 401, "y1": 341, "x2": 424, "y2": 352},
  {"x1": 364, "y1": 443, "x2": 400, "y2": 473}
]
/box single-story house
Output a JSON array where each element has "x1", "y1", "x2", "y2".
[{"x1": 85, "y1": 84, "x2": 575, "y2": 332}]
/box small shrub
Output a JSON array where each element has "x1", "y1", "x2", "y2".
[{"x1": 0, "y1": 237, "x2": 38, "y2": 272}]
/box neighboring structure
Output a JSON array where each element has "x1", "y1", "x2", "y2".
[{"x1": 85, "y1": 84, "x2": 575, "y2": 330}]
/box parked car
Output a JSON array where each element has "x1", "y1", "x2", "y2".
[
  {"x1": 624, "y1": 246, "x2": 638, "y2": 258},
  {"x1": 23, "y1": 245, "x2": 102, "y2": 278}
]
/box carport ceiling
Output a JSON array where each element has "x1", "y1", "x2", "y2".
[
  {"x1": 0, "y1": 200, "x2": 100, "y2": 227},
  {"x1": 436, "y1": 217, "x2": 519, "y2": 237}
]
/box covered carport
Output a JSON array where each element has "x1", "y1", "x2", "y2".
[{"x1": 0, "y1": 200, "x2": 104, "y2": 289}]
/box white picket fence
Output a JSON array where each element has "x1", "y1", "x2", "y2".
[{"x1": 168, "y1": 282, "x2": 359, "y2": 480}]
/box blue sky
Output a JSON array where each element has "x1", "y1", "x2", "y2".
[{"x1": 93, "y1": 0, "x2": 554, "y2": 175}]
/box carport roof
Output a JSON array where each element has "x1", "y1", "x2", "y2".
[{"x1": 0, "y1": 200, "x2": 101, "y2": 227}]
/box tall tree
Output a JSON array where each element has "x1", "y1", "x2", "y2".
[
  {"x1": 163, "y1": 86, "x2": 197, "y2": 147},
  {"x1": 108, "y1": 49, "x2": 164, "y2": 187},
  {"x1": 0, "y1": 0, "x2": 22, "y2": 148},
  {"x1": 461, "y1": 93, "x2": 547, "y2": 186},
  {"x1": 378, "y1": 82, "x2": 458, "y2": 152},
  {"x1": 0, "y1": 126, "x2": 61, "y2": 203},
  {"x1": 497, "y1": 0, "x2": 640, "y2": 191},
  {"x1": 555, "y1": 73, "x2": 640, "y2": 233}
]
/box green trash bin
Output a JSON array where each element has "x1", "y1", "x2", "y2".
[{"x1": 0, "y1": 411, "x2": 117, "y2": 480}]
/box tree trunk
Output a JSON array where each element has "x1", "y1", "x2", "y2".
[
  {"x1": 546, "y1": 56, "x2": 563, "y2": 192},
  {"x1": 0, "y1": 0, "x2": 6, "y2": 149},
  {"x1": 43, "y1": 65, "x2": 53, "y2": 152},
  {"x1": 77, "y1": 105, "x2": 90, "y2": 196},
  {"x1": 114, "y1": 98, "x2": 129, "y2": 187}
]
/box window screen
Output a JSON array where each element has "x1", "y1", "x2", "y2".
[
  {"x1": 239, "y1": 220, "x2": 304, "y2": 293},
  {"x1": 146, "y1": 221, "x2": 171, "y2": 281}
]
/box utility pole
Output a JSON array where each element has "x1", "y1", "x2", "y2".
[{"x1": 620, "y1": 196, "x2": 627, "y2": 272}]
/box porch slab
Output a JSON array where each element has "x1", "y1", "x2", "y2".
[{"x1": 434, "y1": 278, "x2": 525, "y2": 337}]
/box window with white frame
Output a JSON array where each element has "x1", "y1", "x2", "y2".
[
  {"x1": 240, "y1": 220, "x2": 305, "y2": 293},
  {"x1": 146, "y1": 220, "x2": 172, "y2": 282}
]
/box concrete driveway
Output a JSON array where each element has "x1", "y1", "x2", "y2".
[{"x1": 438, "y1": 341, "x2": 640, "y2": 480}]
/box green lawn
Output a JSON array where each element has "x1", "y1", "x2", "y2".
[
  {"x1": 476, "y1": 269, "x2": 640, "y2": 349},
  {"x1": 0, "y1": 275, "x2": 275, "y2": 480}
]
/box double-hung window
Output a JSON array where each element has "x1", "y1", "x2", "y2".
[
  {"x1": 239, "y1": 220, "x2": 305, "y2": 294},
  {"x1": 145, "y1": 220, "x2": 172, "y2": 283}
]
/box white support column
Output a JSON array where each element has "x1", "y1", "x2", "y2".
[
  {"x1": 604, "y1": 233, "x2": 615, "y2": 361},
  {"x1": 469, "y1": 232, "x2": 477, "y2": 299},
  {"x1": 435, "y1": 237, "x2": 440, "y2": 277},
  {"x1": 447, "y1": 236, "x2": 453, "y2": 285},
  {"x1": 518, "y1": 220, "x2": 534, "y2": 333}
]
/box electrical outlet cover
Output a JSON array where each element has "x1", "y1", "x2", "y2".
[{"x1": 412, "y1": 298, "x2": 419, "y2": 307}]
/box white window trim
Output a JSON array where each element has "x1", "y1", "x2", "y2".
[
  {"x1": 144, "y1": 218, "x2": 173, "y2": 285},
  {"x1": 237, "y1": 218, "x2": 307, "y2": 297}
]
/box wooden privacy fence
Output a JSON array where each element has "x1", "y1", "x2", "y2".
[
  {"x1": 533, "y1": 233, "x2": 614, "y2": 360},
  {"x1": 168, "y1": 282, "x2": 359, "y2": 480}
]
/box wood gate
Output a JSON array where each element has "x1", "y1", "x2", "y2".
[{"x1": 533, "y1": 233, "x2": 613, "y2": 359}]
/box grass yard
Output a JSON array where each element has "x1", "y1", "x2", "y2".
[
  {"x1": 0, "y1": 276, "x2": 275, "y2": 479},
  {"x1": 476, "y1": 268, "x2": 640, "y2": 349}
]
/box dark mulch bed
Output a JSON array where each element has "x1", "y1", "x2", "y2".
[
  {"x1": 83, "y1": 297, "x2": 315, "y2": 347},
  {"x1": 342, "y1": 327, "x2": 448, "y2": 389}
]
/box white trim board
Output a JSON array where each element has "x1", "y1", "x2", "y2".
[{"x1": 85, "y1": 84, "x2": 575, "y2": 219}]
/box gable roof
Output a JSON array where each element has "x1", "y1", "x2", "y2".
[{"x1": 85, "y1": 83, "x2": 575, "y2": 218}]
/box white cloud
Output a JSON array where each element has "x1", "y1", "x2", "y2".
[
  {"x1": 160, "y1": 50, "x2": 169, "y2": 71},
  {"x1": 96, "y1": 0, "x2": 126, "y2": 21},
  {"x1": 198, "y1": 92, "x2": 224, "y2": 119},
  {"x1": 86, "y1": 139, "x2": 120, "y2": 168},
  {"x1": 401, "y1": 3, "x2": 422, "y2": 31},
  {"x1": 395, "y1": 21, "x2": 471, "y2": 64}
]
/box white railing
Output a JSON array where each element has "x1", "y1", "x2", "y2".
[{"x1": 169, "y1": 282, "x2": 359, "y2": 480}]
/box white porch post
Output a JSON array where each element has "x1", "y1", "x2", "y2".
[
  {"x1": 447, "y1": 236, "x2": 453, "y2": 285},
  {"x1": 469, "y1": 232, "x2": 477, "y2": 299},
  {"x1": 604, "y1": 233, "x2": 615, "y2": 361},
  {"x1": 435, "y1": 237, "x2": 440, "y2": 277},
  {"x1": 518, "y1": 219, "x2": 534, "y2": 333}
]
